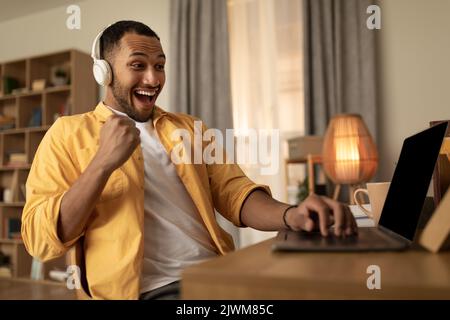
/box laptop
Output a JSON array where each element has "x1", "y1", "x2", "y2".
[{"x1": 273, "y1": 122, "x2": 448, "y2": 252}]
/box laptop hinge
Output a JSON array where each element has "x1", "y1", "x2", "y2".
[{"x1": 378, "y1": 225, "x2": 412, "y2": 244}]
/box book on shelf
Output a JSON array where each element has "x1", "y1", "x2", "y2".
[
  {"x1": 5, "y1": 153, "x2": 28, "y2": 168},
  {"x1": 3, "y1": 216, "x2": 21, "y2": 239},
  {"x1": 20, "y1": 184, "x2": 26, "y2": 200},
  {"x1": 11, "y1": 88, "x2": 28, "y2": 95},
  {"x1": 2, "y1": 213, "x2": 22, "y2": 239},
  {"x1": 5, "y1": 162, "x2": 28, "y2": 168},
  {"x1": 9, "y1": 218, "x2": 21, "y2": 239},
  {"x1": 9, "y1": 153, "x2": 27, "y2": 163},
  {"x1": 0, "y1": 115, "x2": 15, "y2": 131},
  {"x1": 28, "y1": 107, "x2": 42, "y2": 127}
]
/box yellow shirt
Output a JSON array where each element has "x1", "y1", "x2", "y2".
[{"x1": 21, "y1": 102, "x2": 270, "y2": 299}]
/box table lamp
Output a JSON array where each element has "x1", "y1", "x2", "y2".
[{"x1": 322, "y1": 114, "x2": 378, "y2": 204}]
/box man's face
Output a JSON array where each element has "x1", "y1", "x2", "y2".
[{"x1": 107, "y1": 33, "x2": 166, "y2": 122}]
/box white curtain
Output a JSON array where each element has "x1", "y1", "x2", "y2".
[
  {"x1": 169, "y1": 0, "x2": 241, "y2": 248},
  {"x1": 228, "y1": 0, "x2": 305, "y2": 247}
]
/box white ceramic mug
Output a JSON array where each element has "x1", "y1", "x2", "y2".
[{"x1": 353, "y1": 182, "x2": 390, "y2": 225}]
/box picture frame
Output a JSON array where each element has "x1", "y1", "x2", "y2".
[
  {"x1": 430, "y1": 121, "x2": 450, "y2": 208},
  {"x1": 419, "y1": 185, "x2": 450, "y2": 252}
]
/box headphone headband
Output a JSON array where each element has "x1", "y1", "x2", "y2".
[
  {"x1": 91, "y1": 24, "x2": 112, "y2": 61},
  {"x1": 91, "y1": 24, "x2": 113, "y2": 86}
]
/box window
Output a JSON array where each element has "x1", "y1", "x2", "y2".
[
  {"x1": 228, "y1": 0, "x2": 304, "y2": 135},
  {"x1": 228, "y1": 0, "x2": 305, "y2": 246}
]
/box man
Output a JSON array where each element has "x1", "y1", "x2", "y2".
[{"x1": 21, "y1": 21, "x2": 357, "y2": 300}]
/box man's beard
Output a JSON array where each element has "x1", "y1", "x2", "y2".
[{"x1": 111, "y1": 80, "x2": 153, "y2": 123}]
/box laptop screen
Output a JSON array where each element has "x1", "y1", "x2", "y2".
[{"x1": 379, "y1": 122, "x2": 448, "y2": 241}]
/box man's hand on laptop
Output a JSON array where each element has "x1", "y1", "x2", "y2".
[{"x1": 285, "y1": 194, "x2": 358, "y2": 237}]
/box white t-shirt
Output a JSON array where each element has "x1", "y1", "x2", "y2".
[{"x1": 105, "y1": 106, "x2": 218, "y2": 293}]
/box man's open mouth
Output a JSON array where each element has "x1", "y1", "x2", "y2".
[{"x1": 133, "y1": 88, "x2": 158, "y2": 106}]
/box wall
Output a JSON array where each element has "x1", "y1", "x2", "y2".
[
  {"x1": 377, "y1": 0, "x2": 450, "y2": 181},
  {"x1": 0, "y1": 0, "x2": 171, "y2": 108}
]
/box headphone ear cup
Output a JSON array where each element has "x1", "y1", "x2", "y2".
[{"x1": 93, "y1": 59, "x2": 112, "y2": 86}]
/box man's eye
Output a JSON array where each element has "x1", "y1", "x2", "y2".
[
  {"x1": 131, "y1": 63, "x2": 144, "y2": 69},
  {"x1": 156, "y1": 64, "x2": 165, "y2": 71}
]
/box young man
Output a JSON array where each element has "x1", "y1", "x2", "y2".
[{"x1": 21, "y1": 21, "x2": 357, "y2": 300}]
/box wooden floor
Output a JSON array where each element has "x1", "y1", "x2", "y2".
[{"x1": 0, "y1": 278, "x2": 77, "y2": 300}]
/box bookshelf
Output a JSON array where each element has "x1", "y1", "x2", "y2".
[{"x1": 0, "y1": 49, "x2": 97, "y2": 283}]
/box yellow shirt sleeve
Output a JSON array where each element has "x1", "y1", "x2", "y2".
[
  {"x1": 207, "y1": 161, "x2": 271, "y2": 227},
  {"x1": 21, "y1": 118, "x2": 83, "y2": 262}
]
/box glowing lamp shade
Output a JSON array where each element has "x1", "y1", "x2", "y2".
[{"x1": 322, "y1": 114, "x2": 378, "y2": 185}]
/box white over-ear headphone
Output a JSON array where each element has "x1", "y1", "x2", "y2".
[{"x1": 91, "y1": 25, "x2": 112, "y2": 86}]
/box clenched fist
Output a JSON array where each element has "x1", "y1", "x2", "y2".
[{"x1": 94, "y1": 115, "x2": 141, "y2": 173}]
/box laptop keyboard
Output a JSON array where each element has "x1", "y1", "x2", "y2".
[
  {"x1": 274, "y1": 227, "x2": 409, "y2": 252},
  {"x1": 297, "y1": 229, "x2": 360, "y2": 244},
  {"x1": 301, "y1": 227, "x2": 359, "y2": 238}
]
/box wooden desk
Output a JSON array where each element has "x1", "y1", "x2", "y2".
[
  {"x1": 0, "y1": 278, "x2": 76, "y2": 300},
  {"x1": 181, "y1": 238, "x2": 450, "y2": 299}
]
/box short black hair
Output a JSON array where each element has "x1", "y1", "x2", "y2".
[{"x1": 100, "y1": 20, "x2": 160, "y2": 60}]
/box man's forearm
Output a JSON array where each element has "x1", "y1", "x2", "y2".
[
  {"x1": 57, "y1": 156, "x2": 112, "y2": 243},
  {"x1": 240, "y1": 190, "x2": 291, "y2": 231}
]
